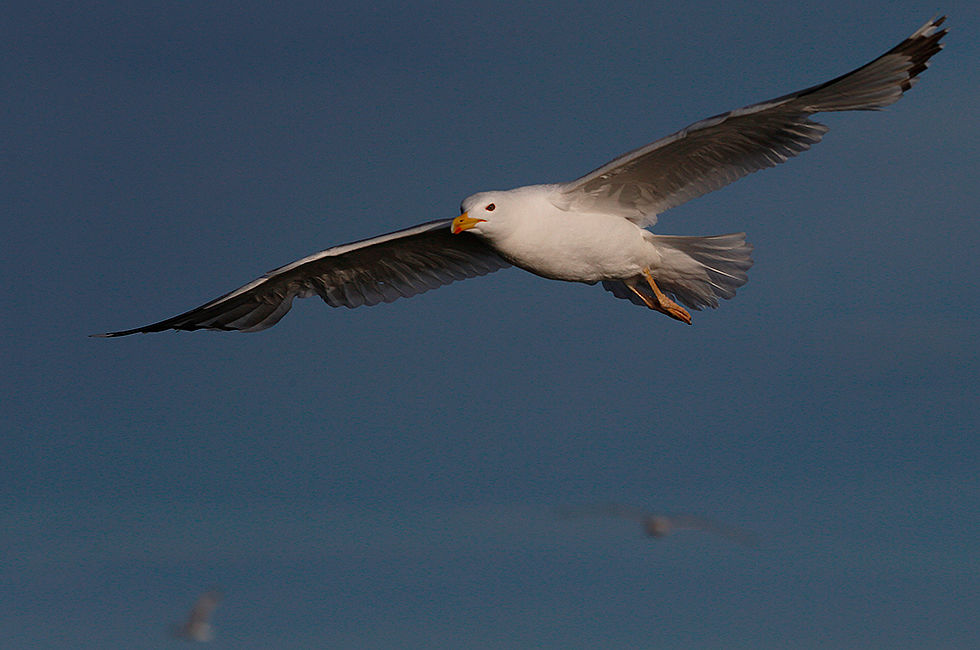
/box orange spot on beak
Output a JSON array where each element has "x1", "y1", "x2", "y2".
[{"x1": 452, "y1": 212, "x2": 486, "y2": 234}]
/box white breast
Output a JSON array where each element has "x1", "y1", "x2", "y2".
[{"x1": 485, "y1": 186, "x2": 660, "y2": 283}]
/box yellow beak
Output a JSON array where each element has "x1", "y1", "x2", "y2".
[{"x1": 452, "y1": 212, "x2": 486, "y2": 234}]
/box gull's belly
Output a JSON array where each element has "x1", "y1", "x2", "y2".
[{"x1": 495, "y1": 213, "x2": 657, "y2": 283}]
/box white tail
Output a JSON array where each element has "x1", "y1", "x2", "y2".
[{"x1": 603, "y1": 233, "x2": 754, "y2": 310}]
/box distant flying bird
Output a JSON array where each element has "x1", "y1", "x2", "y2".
[
  {"x1": 95, "y1": 18, "x2": 945, "y2": 337},
  {"x1": 558, "y1": 503, "x2": 757, "y2": 546},
  {"x1": 171, "y1": 587, "x2": 223, "y2": 642}
]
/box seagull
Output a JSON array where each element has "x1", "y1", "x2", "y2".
[
  {"x1": 170, "y1": 587, "x2": 223, "y2": 642},
  {"x1": 95, "y1": 17, "x2": 946, "y2": 337},
  {"x1": 557, "y1": 503, "x2": 757, "y2": 546}
]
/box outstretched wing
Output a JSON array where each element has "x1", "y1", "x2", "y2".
[
  {"x1": 94, "y1": 219, "x2": 509, "y2": 336},
  {"x1": 556, "y1": 502, "x2": 652, "y2": 522},
  {"x1": 663, "y1": 512, "x2": 758, "y2": 546},
  {"x1": 555, "y1": 17, "x2": 947, "y2": 226}
]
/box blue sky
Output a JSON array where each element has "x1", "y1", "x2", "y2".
[{"x1": 3, "y1": 1, "x2": 978, "y2": 648}]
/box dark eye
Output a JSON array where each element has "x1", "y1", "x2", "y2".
[{"x1": 486, "y1": 203, "x2": 495, "y2": 211}]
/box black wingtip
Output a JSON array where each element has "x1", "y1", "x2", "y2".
[
  {"x1": 90, "y1": 329, "x2": 138, "y2": 338},
  {"x1": 90, "y1": 325, "x2": 163, "y2": 338},
  {"x1": 898, "y1": 16, "x2": 949, "y2": 92}
]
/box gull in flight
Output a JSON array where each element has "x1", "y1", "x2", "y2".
[
  {"x1": 170, "y1": 587, "x2": 223, "y2": 642},
  {"x1": 95, "y1": 18, "x2": 946, "y2": 337},
  {"x1": 558, "y1": 503, "x2": 757, "y2": 546}
]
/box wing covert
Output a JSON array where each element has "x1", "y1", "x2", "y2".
[
  {"x1": 94, "y1": 219, "x2": 509, "y2": 336},
  {"x1": 555, "y1": 17, "x2": 946, "y2": 225}
]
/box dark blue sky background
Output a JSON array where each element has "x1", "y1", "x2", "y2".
[{"x1": 3, "y1": 1, "x2": 978, "y2": 648}]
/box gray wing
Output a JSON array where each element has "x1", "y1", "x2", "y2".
[
  {"x1": 554, "y1": 17, "x2": 946, "y2": 226},
  {"x1": 556, "y1": 502, "x2": 653, "y2": 522},
  {"x1": 663, "y1": 512, "x2": 758, "y2": 546},
  {"x1": 94, "y1": 219, "x2": 509, "y2": 336}
]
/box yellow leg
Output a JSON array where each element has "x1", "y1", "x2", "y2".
[{"x1": 627, "y1": 270, "x2": 692, "y2": 325}]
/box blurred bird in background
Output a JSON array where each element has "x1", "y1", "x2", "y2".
[
  {"x1": 558, "y1": 503, "x2": 757, "y2": 546},
  {"x1": 170, "y1": 587, "x2": 223, "y2": 642}
]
